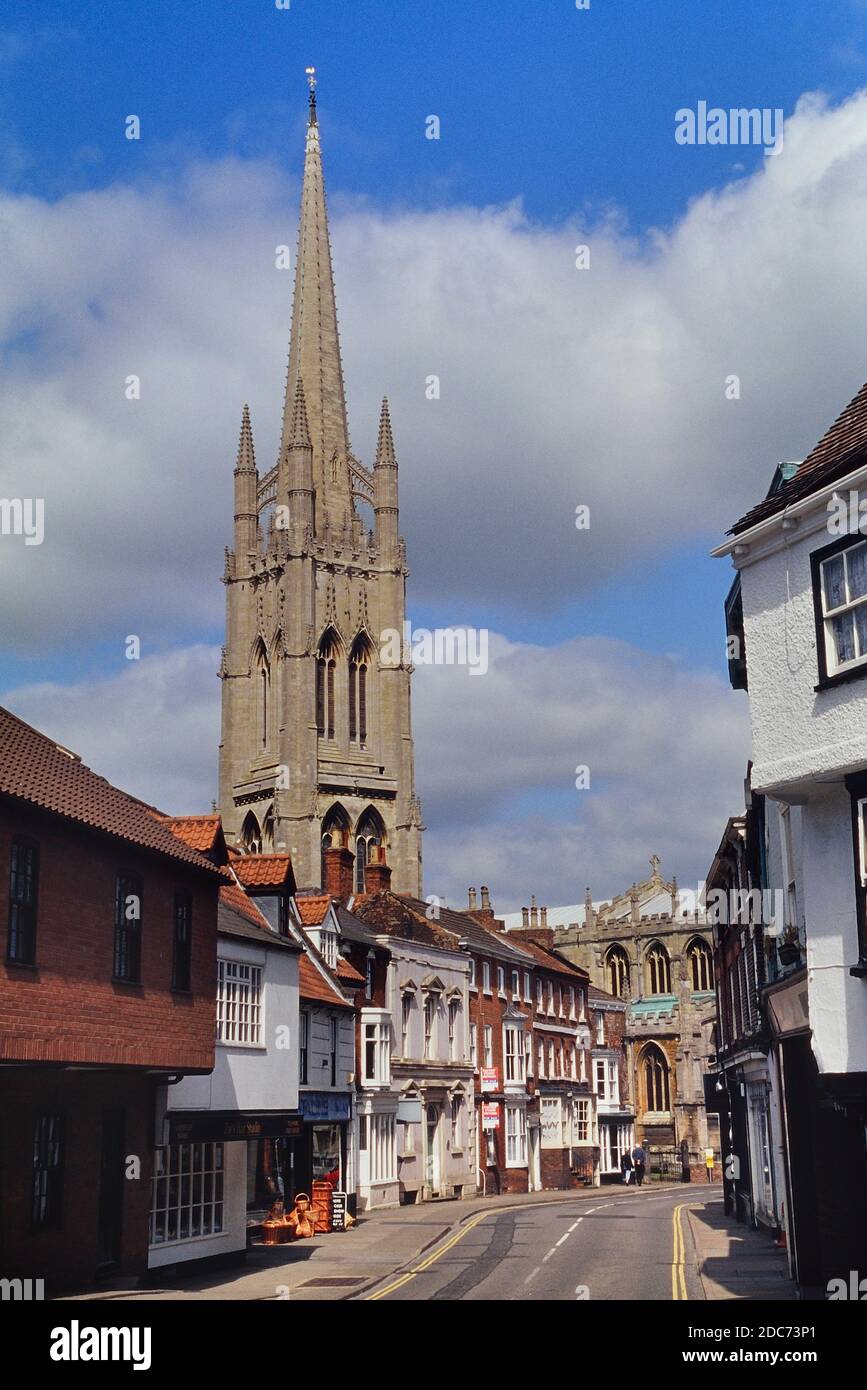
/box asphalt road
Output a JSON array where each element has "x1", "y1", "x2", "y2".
[{"x1": 362, "y1": 1184, "x2": 713, "y2": 1301}]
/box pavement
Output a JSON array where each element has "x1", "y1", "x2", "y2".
[
  {"x1": 59, "y1": 1181, "x2": 796, "y2": 1302},
  {"x1": 686, "y1": 1199, "x2": 796, "y2": 1301}
]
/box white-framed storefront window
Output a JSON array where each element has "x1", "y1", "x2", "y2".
[
  {"x1": 150, "y1": 1143, "x2": 224, "y2": 1247},
  {"x1": 505, "y1": 1104, "x2": 527, "y2": 1167}
]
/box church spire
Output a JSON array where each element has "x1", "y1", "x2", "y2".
[
  {"x1": 279, "y1": 68, "x2": 352, "y2": 529},
  {"x1": 374, "y1": 397, "x2": 399, "y2": 556}
]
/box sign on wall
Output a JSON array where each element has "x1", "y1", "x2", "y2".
[
  {"x1": 331, "y1": 1191, "x2": 348, "y2": 1230},
  {"x1": 480, "y1": 1067, "x2": 499, "y2": 1093},
  {"x1": 482, "y1": 1103, "x2": 500, "y2": 1131}
]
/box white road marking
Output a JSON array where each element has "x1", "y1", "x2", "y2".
[
  {"x1": 568, "y1": 1219, "x2": 583, "y2": 1232},
  {"x1": 524, "y1": 1267, "x2": 541, "y2": 1284},
  {"x1": 555, "y1": 1232, "x2": 571, "y2": 1247},
  {"x1": 542, "y1": 1249, "x2": 555, "y2": 1262}
]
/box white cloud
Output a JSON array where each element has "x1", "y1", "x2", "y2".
[
  {"x1": 1, "y1": 633, "x2": 749, "y2": 912},
  {"x1": 3, "y1": 89, "x2": 867, "y2": 647}
]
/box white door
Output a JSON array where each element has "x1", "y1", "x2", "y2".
[{"x1": 426, "y1": 1104, "x2": 441, "y2": 1194}]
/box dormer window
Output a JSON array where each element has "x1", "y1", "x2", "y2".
[{"x1": 320, "y1": 929, "x2": 337, "y2": 969}]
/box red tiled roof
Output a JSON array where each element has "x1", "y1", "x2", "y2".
[
  {"x1": 158, "y1": 814, "x2": 223, "y2": 854},
  {"x1": 731, "y1": 377, "x2": 867, "y2": 533},
  {"x1": 219, "y1": 882, "x2": 272, "y2": 932},
  {"x1": 0, "y1": 705, "x2": 222, "y2": 875},
  {"x1": 507, "y1": 932, "x2": 588, "y2": 979},
  {"x1": 295, "y1": 895, "x2": 332, "y2": 926},
  {"x1": 232, "y1": 854, "x2": 294, "y2": 889},
  {"x1": 299, "y1": 954, "x2": 354, "y2": 1009},
  {"x1": 336, "y1": 956, "x2": 365, "y2": 985}
]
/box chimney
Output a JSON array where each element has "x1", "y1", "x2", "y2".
[
  {"x1": 521, "y1": 907, "x2": 529, "y2": 928},
  {"x1": 364, "y1": 844, "x2": 392, "y2": 896},
  {"x1": 468, "y1": 887, "x2": 478, "y2": 911},
  {"x1": 322, "y1": 829, "x2": 354, "y2": 903},
  {"x1": 540, "y1": 907, "x2": 548, "y2": 928},
  {"x1": 530, "y1": 895, "x2": 538, "y2": 928},
  {"x1": 480, "y1": 885, "x2": 491, "y2": 912}
]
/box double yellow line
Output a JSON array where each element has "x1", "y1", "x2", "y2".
[
  {"x1": 365, "y1": 1207, "x2": 492, "y2": 1301},
  {"x1": 671, "y1": 1203, "x2": 689, "y2": 1300}
]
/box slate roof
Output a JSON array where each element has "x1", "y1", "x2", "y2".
[
  {"x1": 0, "y1": 705, "x2": 221, "y2": 876},
  {"x1": 354, "y1": 892, "x2": 533, "y2": 963},
  {"x1": 218, "y1": 886, "x2": 300, "y2": 951},
  {"x1": 731, "y1": 377, "x2": 867, "y2": 533}
]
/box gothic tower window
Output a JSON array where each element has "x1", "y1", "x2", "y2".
[
  {"x1": 349, "y1": 634, "x2": 373, "y2": 745},
  {"x1": 645, "y1": 941, "x2": 672, "y2": 995},
  {"x1": 254, "y1": 642, "x2": 270, "y2": 750},
  {"x1": 316, "y1": 630, "x2": 340, "y2": 740},
  {"x1": 687, "y1": 937, "x2": 713, "y2": 992},
  {"x1": 641, "y1": 1043, "x2": 671, "y2": 1114},
  {"x1": 321, "y1": 804, "x2": 350, "y2": 885},
  {"x1": 354, "y1": 807, "x2": 386, "y2": 895},
  {"x1": 240, "y1": 811, "x2": 262, "y2": 855},
  {"x1": 605, "y1": 945, "x2": 630, "y2": 998}
]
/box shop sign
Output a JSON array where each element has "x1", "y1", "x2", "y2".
[
  {"x1": 480, "y1": 1067, "x2": 499, "y2": 1093},
  {"x1": 482, "y1": 1103, "x2": 500, "y2": 1131},
  {"x1": 299, "y1": 1093, "x2": 352, "y2": 1122}
]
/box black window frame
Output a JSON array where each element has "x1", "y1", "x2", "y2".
[
  {"x1": 844, "y1": 770, "x2": 867, "y2": 976},
  {"x1": 32, "y1": 1113, "x2": 65, "y2": 1231},
  {"x1": 113, "y1": 873, "x2": 143, "y2": 984},
  {"x1": 329, "y1": 1015, "x2": 338, "y2": 1086},
  {"x1": 172, "y1": 889, "x2": 192, "y2": 993},
  {"x1": 299, "y1": 1010, "x2": 309, "y2": 1085},
  {"x1": 7, "y1": 837, "x2": 39, "y2": 965},
  {"x1": 811, "y1": 532, "x2": 867, "y2": 690}
]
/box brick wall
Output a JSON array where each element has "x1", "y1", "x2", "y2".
[
  {"x1": 0, "y1": 806, "x2": 219, "y2": 1071},
  {"x1": 0, "y1": 1069, "x2": 155, "y2": 1291}
]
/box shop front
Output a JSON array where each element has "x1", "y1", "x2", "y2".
[{"x1": 294, "y1": 1092, "x2": 353, "y2": 1207}]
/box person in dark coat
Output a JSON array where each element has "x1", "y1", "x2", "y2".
[
  {"x1": 631, "y1": 1144, "x2": 647, "y2": 1187},
  {"x1": 620, "y1": 1149, "x2": 633, "y2": 1185}
]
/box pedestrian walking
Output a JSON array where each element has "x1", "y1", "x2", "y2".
[
  {"x1": 631, "y1": 1143, "x2": 647, "y2": 1187},
  {"x1": 620, "y1": 1149, "x2": 633, "y2": 1185}
]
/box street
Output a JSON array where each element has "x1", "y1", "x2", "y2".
[{"x1": 362, "y1": 1185, "x2": 711, "y2": 1302}]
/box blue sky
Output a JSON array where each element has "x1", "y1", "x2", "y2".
[{"x1": 3, "y1": 0, "x2": 867, "y2": 904}]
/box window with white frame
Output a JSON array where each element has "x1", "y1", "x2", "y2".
[
  {"x1": 450, "y1": 1094, "x2": 463, "y2": 1149},
  {"x1": 448, "y1": 998, "x2": 460, "y2": 1061},
  {"x1": 573, "y1": 1098, "x2": 591, "y2": 1144},
  {"x1": 470, "y1": 1023, "x2": 478, "y2": 1070},
  {"x1": 578, "y1": 988, "x2": 586, "y2": 1022},
  {"x1": 548, "y1": 1041, "x2": 555, "y2": 1075},
  {"x1": 423, "y1": 993, "x2": 437, "y2": 1058},
  {"x1": 569, "y1": 1043, "x2": 577, "y2": 1078},
  {"x1": 511, "y1": 968, "x2": 520, "y2": 998},
  {"x1": 363, "y1": 1014, "x2": 390, "y2": 1084},
  {"x1": 496, "y1": 964, "x2": 506, "y2": 996},
  {"x1": 367, "y1": 1114, "x2": 396, "y2": 1183},
  {"x1": 541, "y1": 1097, "x2": 561, "y2": 1147},
  {"x1": 579, "y1": 1046, "x2": 587, "y2": 1081},
  {"x1": 537, "y1": 1040, "x2": 545, "y2": 1077},
  {"x1": 817, "y1": 538, "x2": 867, "y2": 677},
  {"x1": 468, "y1": 958, "x2": 477, "y2": 989},
  {"x1": 504, "y1": 1024, "x2": 525, "y2": 1082},
  {"x1": 524, "y1": 1031, "x2": 532, "y2": 1077},
  {"x1": 216, "y1": 960, "x2": 263, "y2": 1045},
  {"x1": 523, "y1": 971, "x2": 531, "y2": 1002},
  {"x1": 779, "y1": 804, "x2": 799, "y2": 932},
  {"x1": 365, "y1": 954, "x2": 374, "y2": 1001},
  {"x1": 401, "y1": 991, "x2": 412, "y2": 1055},
  {"x1": 536, "y1": 979, "x2": 543, "y2": 1009},
  {"x1": 568, "y1": 987, "x2": 576, "y2": 1020},
  {"x1": 505, "y1": 1105, "x2": 527, "y2": 1166},
  {"x1": 150, "y1": 1143, "x2": 224, "y2": 1246},
  {"x1": 596, "y1": 1010, "x2": 605, "y2": 1045},
  {"x1": 559, "y1": 986, "x2": 565, "y2": 1017},
  {"x1": 482, "y1": 960, "x2": 492, "y2": 994},
  {"x1": 547, "y1": 981, "x2": 555, "y2": 1015},
  {"x1": 319, "y1": 928, "x2": 337, "y2": 968},
  {"x1": 483, "y1": 1025, "x2": 493, "y2": 1068},
  {"x1": 299, "y1": 1010, "x2": 309, "y2": 1084},
  {"x1": 595, "y1": 1058, "x2": 607, "y2": 1097}
]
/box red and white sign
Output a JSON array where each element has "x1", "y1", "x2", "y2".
[
  {"x1": 480, "y1": 1067, "x2": 499, "y2": 1093},
  {"x1": 481, "y1": 1103, "x2": 500, "y2": 1131}
]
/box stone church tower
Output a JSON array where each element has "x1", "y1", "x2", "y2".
[{"x1": 218, "y1": 74, "x2": 423, "y2": 894}]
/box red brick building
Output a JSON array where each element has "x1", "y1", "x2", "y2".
[
  {"x1": 0, "y1": 707, "x2": 223, "y2": 1291},
  {"x1": 507, "y1": 928, "x2": 595, "y2": 1189}
]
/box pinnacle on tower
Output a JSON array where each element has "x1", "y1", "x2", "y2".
[
  {"x1": 375, "y1": 397, "x2": 397, "y2": 469},
  {"x1": 235, "y1": 403, "x2": 256, "y2": 473},
  {"x1": 288, "y1": 375, "x2": 312, "y2": 449}
]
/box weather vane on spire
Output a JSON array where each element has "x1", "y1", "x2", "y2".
[{"x1": 305, "y1": 65, "x2": 317, "y2": 123}]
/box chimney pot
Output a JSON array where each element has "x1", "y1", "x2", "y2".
[
  {"x1": 468, "y1": 887, "x2": 477, "y2": 910},
  {"x1": 540, "y1": 907, "x2": 548, "y2": 928},
  {"x1": 521, "y1": 907, "x2": 529, "y2": 927},
  {"x1": 480, "y1": 885, "x2": 491, "y2": 912}
]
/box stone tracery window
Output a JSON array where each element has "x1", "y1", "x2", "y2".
[
  {"x1": 642, "y1": 1043, "x2": 671, "y2": 1113},
  {"x1": 316, "y1": 629, "x2": 340, "y2": 740},
  {"x1": 606, "y1": 944, "x2": 630, "y2": 998},
  {"x1": 645, "y1": 941, "x2": 672, "y2": 995},
  {"x1": 349, "y1": 634, "x2": 373, "y2": 745},
  {"x1": 354, "y1": 807, "x2": 386, "y2": 894},
  {"x1": 687, "y1": 937, "x2": 713, "y2": 992}
]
